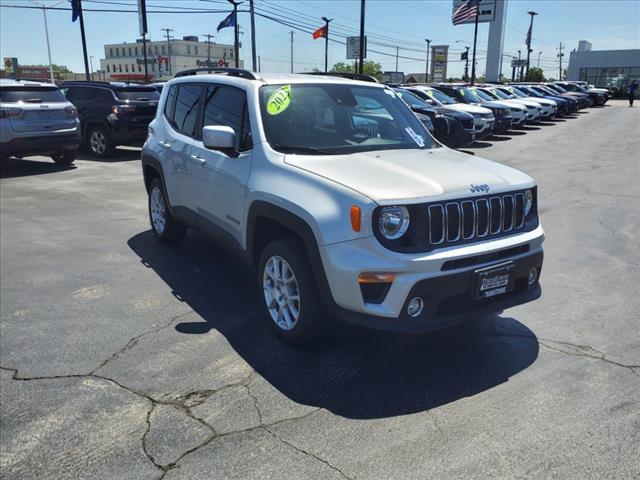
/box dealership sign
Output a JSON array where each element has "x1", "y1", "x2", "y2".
[{"x1": 430, "y1": 45, "x2": 449, "y2": 82}]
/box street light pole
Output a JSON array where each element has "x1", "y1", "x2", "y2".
[
  {"x1": 358, "y1": 0, "x2": 365, "y2": 75},
  {"x1": 322, "y1": 16, "x2": 332, "y2": 73},
  {"x1": 424, "y1": 38, "x2": 431, "y2": 82},
  {"x1": 89, "y1": 56, "x2": 94, "y2": 80},
  {"x1": 537, "y1": 51, "x2": 542, "y2": 68},
  {"x1": 32, "y1": 1, "x2": 57, "y2": 84}
]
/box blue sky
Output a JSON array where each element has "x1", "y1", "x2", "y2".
[{"x1": 1, "y1": 0, "x2": 639, "y2": 78}]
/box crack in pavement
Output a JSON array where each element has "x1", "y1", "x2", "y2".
[{"x1": 264, "y1": 427, "x2": 355, "y2": 480}]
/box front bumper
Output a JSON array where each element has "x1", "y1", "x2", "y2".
[
  {"x1": 474, "y1": 117, "x2": 495, "y2": 139},
  {"x1": 320, "y1": 226, "x2": 545, "y2": 333}
]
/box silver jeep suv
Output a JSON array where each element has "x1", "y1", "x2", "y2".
[
  {"x1": 141, "y1": 68, "x2": 544, "y2": 343},
  {"x1": 0, "y1": 79, "x2": 81, "y2": 164}
]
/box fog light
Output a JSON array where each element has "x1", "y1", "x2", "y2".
[
  {"x1": 527, "y1": 268, "x2": 538, "y2": 285},
  {"x1": 407, "y1": 297, "x2": 424, "y2": 318}
]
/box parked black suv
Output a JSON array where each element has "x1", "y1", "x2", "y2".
[{"x1": 59, "y1": 81, "x2": 159, "y2": 157}]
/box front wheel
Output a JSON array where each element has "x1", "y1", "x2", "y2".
[
  {"x1": 259, "y1": 238, "x2": 324, "y2": 344},
  {"x1": 51, "y1": 151, "x2": 76, "y2": 165},
  {"x1": 148, "y1": 177, "x2": 187, "y2": 244}
]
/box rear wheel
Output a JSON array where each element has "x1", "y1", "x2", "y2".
[
  {"x1": 259, "y1": 238, "x2": 324, "y2": 344},
  {"x1": 88, "y1": 126, "x2": 115, "y2": 158},
  {"x1": 51, "y1": 151, "x2": 76, "y2": 165},
  {"x1": 148, "y1": 177, "x2": 187, "y2": 244}
]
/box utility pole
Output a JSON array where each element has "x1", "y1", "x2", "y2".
[
  {"x1": 525, "y1": 11, "x2": 538, "y2": 77},
  {"x1": 517, "y1": 49, "x2": 522, "y2": 81},
  {"x1": 161, "y1": 28, "x2": 174, "y2": 75},
  {"x1": 395, "y1": 46, "x2": 399, "y2": 72},
  {"x1": 203, "y1": 34, "x2": 215, "y2": 67},
  {"x1": 464, "y1": 46, "x2": 470, "y2": 81},
  {"x1": 89, "y1": 56, "x2": 94, "y2": 80},
  {"x1": 32, "y1": 2, "x2": 56, "y2": 84},
  {"x1": 290, "y1": 31, "x2": 294, "y2": 74},
  {"x1": 557, "y1": 42, "x2": 565, "y2": 80},
  {"x1": 537, "y1": 51, "x2": 542, "y2": 68},
  {"x1": 76, "y1": 0, "x2": 91, "y2": 81},
  {"x1": 425, "y1": 39, "x2": 431, "y2": 82},
  {"x1": 358, "y1": 0, "x2": 365, "y2": 74},
  {"x1": 322, "y1": 16, "x2": 332, "y2": 73},
  {"x1": 257, "y1": 55, "x2": 261, "y2": 72},
  {"x1": 499, "y1": 52, "x2": 503, "y2": 81},
  {"x1": 249, "y1": 0, "x2": 257, "y2": 71}
]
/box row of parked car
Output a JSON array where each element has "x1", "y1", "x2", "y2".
[
  {"x1": 390, "y1": 80, "x2": 609, "y2": 148},
  {"x1": 0, "y1": 76, "x2": 608, "y2": 165}
]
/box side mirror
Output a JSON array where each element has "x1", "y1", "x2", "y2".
[{"x1": 202, "y1": 125, "x2": 235, "y2": 153}]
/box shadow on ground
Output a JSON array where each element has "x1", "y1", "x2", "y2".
[
  {"x1": 128, "y1": 229, "x2": 539, "y2": 419},
  {"x1": 0, "y1": 157, "x2": 76, "y2": 179},
  {"x1": 76, "y1": 147, "x2": 141, "y2": 162}
]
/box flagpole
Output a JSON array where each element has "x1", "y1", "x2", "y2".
[
  {"x1": 322, "y1": 17, "x2": 331, "y2": 73},
  {"x1": 470, "y1": 4, "x2": 479, "y2": 85},
  {"x1": 234, "y1": 2, "x2": 240, "y2": 68},
  {"x1": 250, "y1": 0, "x2": 257, "y2": 71},
  {"x1": 77, "y1": 0, "x2": 91, "y2": 81}
]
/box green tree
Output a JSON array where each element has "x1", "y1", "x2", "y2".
[
  {"x1": 330, "y1": 61, "x2": 382, "y2": 80},
  {"x1": 524, "y1": 67, "x2": 545, "y2": 82}
]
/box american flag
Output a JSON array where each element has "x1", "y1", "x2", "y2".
[{"x1": 452, "y1": 0, "x2": 480, "y2": 26}]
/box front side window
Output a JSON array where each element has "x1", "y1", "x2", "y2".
[
  {"x1": 259, "y1": 83, "x2": 432, "y2": 155},
  {"x1": 202, "y1": 85, "x2": 252, "y2": 151},
  {"x1": 172, "y1": 84, "x2": 202, "y2": 137}
]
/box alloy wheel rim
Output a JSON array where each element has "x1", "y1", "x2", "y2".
[
  {"x1": 262, "y1": 255, "x2": 300, "y2": 331},
  {"x1": 90, "y1": 131, "x2": 106, "y2": 154},
  {"x1": 150, "y1": 187, "x2": 166, "y2": 234}
]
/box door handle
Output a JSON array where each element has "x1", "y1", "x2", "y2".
[
  {"x1": 190, "y1": 154, "x2": 206, "y2": 165},
  {"x1": 159, "y1": 140, "x2": 172, "y2": 148}
]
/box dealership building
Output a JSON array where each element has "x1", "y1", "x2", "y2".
[
  {"x1": 567, "y1": 42, "x2": 640, "y2": 93},
  {"x1": 99, "y1": 36, "x2": 242, "y2": 82}
]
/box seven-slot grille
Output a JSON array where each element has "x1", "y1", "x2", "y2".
[{"x1": 427, "y1": 192, "x2": 526, "y2": 246}]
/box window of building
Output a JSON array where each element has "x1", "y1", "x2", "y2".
[
  {"x1": 187, "y1": 45, "x2": 191, "y2": 55},
  {"x1": 125, "y1": 64, "x2": 129, "y2": 72},
  {"x1": 203, "y1": 85, "x2": 252, "y2": 151},
  {"x1": 138, "y1": 64, "x2": 142, "y2": 72},
  {"x1": 171, "y1": 84, "x2": 202, "y2": 137},
  {"x1": 195, "y1": 46, "x2": 198, "y2": 55},
  {"x1": 128, "y1": 47, "x2": 132, "y2": 56},
  {"x1": 135, "y1": 47, "x2": 139, "y2": 56},
  {"x1": 110, "y1": 48, "x2": 114, "y2": 57},
  {"x1": 131, "y1": 64, "x2": 135, "y2": 72},
  {"x1": 162, "y1": 45, "x2": 166, "y2": 55},
  {"x1": 119, "y1": 64, "x2": 122, "y2": 73},
  {"x1": 155, "y1": 46, "x2": 159, "y2": 55}
]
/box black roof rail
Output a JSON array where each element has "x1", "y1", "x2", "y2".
[
  {"x1": 174, "y1": 67, "x2": 262, "y2": 81},
  {"x1": 58, "y1": 80, "x2": 113, "y2": 86},
  {"x1": 299, "y1": 72, "x2": 379, "y2": 83}
]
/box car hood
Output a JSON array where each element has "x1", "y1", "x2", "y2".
[
  {"x1": 503, "y1": 99, "x2": 541, "y2": 109},
  {"x1": 524, "y1": 96, "x2": 556, "y2": 106},
  {"x1": 435, "y1": 107, "x2": 473, "y2": 119},
  {"x1": 478, "y1": 100, "x2": 516, "y2": 110},
  {"x1": 441, "y1": 103, "x2": 493, "y2": 115},
  {"x1": 284, "y1": 148, "x2": 533, "y2": 204}
]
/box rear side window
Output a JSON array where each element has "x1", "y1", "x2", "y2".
[
  {"x1": 172, "y1": 84, "x2": 203, "y2": 137},
  {"x1": 202, "y1": 85, "x2": 252, "y2": 151},
  {"x1": 164, "y1": 85, "x2": 177, "y2": 120},
  {"x1": 115, "y1": 88, "x2": 160, "y2": 101},
  {"x1": 0, "y1": 87, "x2": 66, "y2": 103}
]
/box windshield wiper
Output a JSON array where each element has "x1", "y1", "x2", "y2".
[{"x1": 271, "y1": 144, "x2": 335, "y2": 155}]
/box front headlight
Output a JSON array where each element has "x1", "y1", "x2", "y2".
[
  {"x1": 524, "y1": 189, "x2": 534, "y2": 216},
  {"x1": 378, "y1": 206, "x2": 410, "y2": 240}
]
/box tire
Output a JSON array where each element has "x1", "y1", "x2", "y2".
[
  {"x1": 51, "y1": 151, "x2": 76, "y2": 165},
  {"x1": 87, "y1": 125, "x2": 115, "y2": 158},
  {"x1": 148, "y1": 177, "x2": 187, "y2": 244},
  {"x1": 258, "y1": 237, "x2": 324, "y2": 344}
]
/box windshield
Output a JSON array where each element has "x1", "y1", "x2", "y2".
[
  {"x1": 456, "y1": 87, "x2": 484, "y2": 103},
  {"x1": 518, "y1": 86, "x2": 543, "y2": 98},
  {"x1": 394, "y1": 89, "x2": 430, "y2": 109},
  {"x1": 115, "y1": 88, "x2": 160, "y2": 101},
  {"x1": 491, "y1": 88, "x2": 512, "y2": 100},
  {"x1": 0, "y1": 86, "x2": 66, "y2": 103},
  {"x1": 547, "y1": 84, "x2": 566, "y2": 93},
  {"x1": 259, "y1": 83, "x2": 432, "y2": 155},
  {"x1": 471, "y1": 88, "x2": 495, "y2": 102},
  {"x1": 422, "y1": 87, "x2": 456, "y2": 105},
  {"x1": 508, "y1": 87, "x2": 528, "y2": 98}
]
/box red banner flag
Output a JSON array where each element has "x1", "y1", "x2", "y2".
[{"x1": 313, "y1": 25, "x2": 327, "y2": 39}]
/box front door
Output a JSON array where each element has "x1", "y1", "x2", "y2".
[{"x1": 191, "y1": 84, "x2": 253, "y2": 243}]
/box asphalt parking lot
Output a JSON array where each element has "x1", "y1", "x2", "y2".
[{"x1": 1, "y1": 100, "x2": 638, "y2": 479}]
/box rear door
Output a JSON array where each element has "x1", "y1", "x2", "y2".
[{"x1": 1, "y1": 86, "x2": 76, "y2": 135}]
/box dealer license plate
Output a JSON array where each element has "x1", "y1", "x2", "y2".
[{"x1": 474, "y1": 261, "x2": 515, "y2": 299}]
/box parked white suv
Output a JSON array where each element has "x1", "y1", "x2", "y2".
[{"x1": 141, "y1": 68, "x2": 544, "y2": 343}]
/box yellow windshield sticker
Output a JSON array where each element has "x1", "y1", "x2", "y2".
[
  {"x1": 459, "y1": 88, "x2": 466, "y2": 96},
  {"x1": 267, "y1": 85, "x2": 292, "y2": 115}
]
